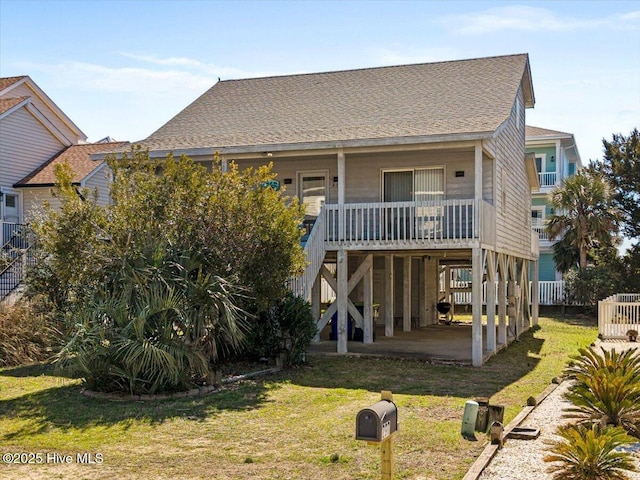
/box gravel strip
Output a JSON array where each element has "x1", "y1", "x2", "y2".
[{"x1": 477, "y1": 380, "x2": 640, "y2": 480}]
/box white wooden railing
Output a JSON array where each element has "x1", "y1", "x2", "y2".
[
  {"x1": 290, "y1": 210, "x2": 326, "y2": 301},
  {"x1": 599, "y1": 293, "x2": 640, "y2": 339},
  {"x1": 532, "y1": 226, "x2": 550, "y2": 241},
  {"x1": 531, "y1": 230, "x2": 540, "y2": 257},
  {"x1": 453, "y1": 280, "x2": 567, "y2": 306},
  {"x1": 323, "y1": 199, "x2": 490, "y2": 248},
  {"x1": 539, "y1": 172, "x2": 557, "y2": 187}
]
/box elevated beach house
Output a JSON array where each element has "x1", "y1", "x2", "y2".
[{"x1": 139, "y1": 54, "x2": 540, "y2": 366}]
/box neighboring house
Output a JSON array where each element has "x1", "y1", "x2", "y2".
[
  {"x1": 525, "y1": 126, "x2": 583, "y2": 283},
  {"x1": 14, "y1": 138, "x2": 129, "y2": 214},
  {"x1": 0, "y1": 75, "x2": 127, "y2": 300},
  {"x1": 0, "y1": 75, "x2": 87, "y2": 244},
  {"x1": 138, "y1": 53, "x2": 540, "y2": 366}
]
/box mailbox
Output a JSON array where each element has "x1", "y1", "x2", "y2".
[{"x1": 356, "y1": 400, "x2": 398, "y2": 442}]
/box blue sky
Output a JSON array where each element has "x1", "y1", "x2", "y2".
[{"x1": 1, "y1": 0, "x2": 639, "y2": 164}]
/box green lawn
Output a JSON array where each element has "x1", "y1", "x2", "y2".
[{"x1": 0, "y1": 315, "x2": 597, "y2": 480}]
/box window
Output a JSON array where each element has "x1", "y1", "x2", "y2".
[
  {"x1": 383, "y1": 168, "x2": 444, "y2": 202},
  {"x1": 5, "y1": 195, "x2": 16, "y2": 208},
  {"x1": 531, "y1": 207, "x2": 544, "y2": 228},
  {"x1": 298, "y1": 172, "x2": 327, "y2": 218}
]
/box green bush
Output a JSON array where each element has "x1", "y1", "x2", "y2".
[
  {"x1": 29, "y1": 148, "x2": 306, "y2": 393},
  {"x1": 544, "y1": 424, "x2": 637, "y2": 480},
  {"x1": 247, "y1": 293, "x2": 317, "y2": 366}
]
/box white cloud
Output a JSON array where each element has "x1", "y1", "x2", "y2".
[
  {"x1": 373, "y1": 46, "x2": 460, "y2": 66},
  {"x1": 442, "y1": 5, "x2": 640, "y2": 35},
  {"x1": 116, "y1": 52, "x2": 272, "y2": 80}
]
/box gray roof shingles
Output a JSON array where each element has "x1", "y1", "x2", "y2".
[{"x1": 141, "y1": 54, "x2": 532, "y2": 152}]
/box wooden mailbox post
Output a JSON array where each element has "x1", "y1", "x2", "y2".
[{"x1": 356, "y1": 390, "x2": 398, "y2": 480}]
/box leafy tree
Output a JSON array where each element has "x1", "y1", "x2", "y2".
[
  {"x1": 31, "y1": 147, "x2": 306, "y2": 392},
  {"x1": 594, "y1": 129, "x2": 640, "y2": 241},
  {"x1": 546, "y1": 169, "x2": 619, "y2": 270}
]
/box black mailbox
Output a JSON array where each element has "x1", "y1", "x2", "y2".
[{"x1": 355, "y1": 400, "x2": 398, "y2": 442}]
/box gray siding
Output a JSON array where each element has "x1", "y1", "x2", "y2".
[
  {"x1": 22, "y1": 187, "x2": 60, "y2": 221},
  {"x1": 0, "y1": 106, "x2": 65, "y2": 189},
  {"x1": 8, "y1": 83, "x2": 82, "y2": 143},
  {"x1": 493, "y1": 87, "x2": 533, "y2": 258},
  {"x1": 83, "y1": 164, "x2": 113, "y2": 207}
]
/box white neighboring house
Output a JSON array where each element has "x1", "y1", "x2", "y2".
[
  {"x1": 0, "y1": 76, "x2": 127, "y2": 244},
  {"x1": 0, "y1": 75, "x2": 127, "y2": 300}
]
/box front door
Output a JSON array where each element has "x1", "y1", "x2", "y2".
[
  {"x1": 3, "y1": 193, "x2": 20, "y2": 223},
  {"x1": 298, "y1": 172, "x2": 328, "y2": 234}
]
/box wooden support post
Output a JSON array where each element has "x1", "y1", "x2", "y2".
[
  {"x1": 403, "y1": 256, "x2": 412, "y2": 332},
  {"x1": 419, "y1": 257, "x2": 427, "y2": 327},
  {"x1": 363, "y1": 255, "x2": 373, "y2": 344},
  {"x1": 532, "y1": 259, "x2": 539, "y2": 327},
  {"x1": 380, "y1": 434, "x2": 394, "y2": 480},
  {"x1": 486, "y1": 251, "x2": 496, "y2": 354},
  {"x1": 337, "y1": 149, "x2": 345, "y2": 205},
  {"x1": 337, "y1": 249, "x2": 348, "y2": 354},
  {"x1": 472, "y1": 248, "x2": 484, "y2": 367},
  {"x1": 380, "y1": 390, "x2": 394, "y2": 480},
  {"x1": 384, "y1": 254, "x2": 394, "y2": 337},
  {"x1": 498, "y1": 254, "x2": 507, "y2": 346},
  {"x1": 311, "y1": 272, "x2": 322, "y2": 342}
]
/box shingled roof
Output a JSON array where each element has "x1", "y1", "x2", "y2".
[
  {"x1": 0, "y1": 76, "x2": 26, "y2": 92},
  {"x1": 141, "y1": 54, "x2": 534, "y2": 153},
  {"x1": 526, "y1": 125, "x2": 571, "y2": 138},
  {"x1": 0, "y1": 96, "x2": 29, "y2": 116},
  {"x1": 15, "y1": 141, "x2": 130, "y2": 187}
]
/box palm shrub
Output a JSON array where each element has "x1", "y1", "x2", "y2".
[
  {"x1": 55, "y1": 251, "x2": 249, "y2": 394},
  {"x1": 544, "y1": 424, "x2": 637, "y2": 480},
  {"x1": 565, "y1": 347, "x2": 640, "y2": 380},
  {"x1": 564, "y1": 347, "x2": 640, "y2": 438}
]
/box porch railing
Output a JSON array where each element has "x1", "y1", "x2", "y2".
[
  {"x1": 323, "y1": 199, "x2": 490, "y2": 248},
  {"x1": 1, "y1": 223, "x2": 34, "y2": 302},
  {"x1": 453, "y1": 280, "x2": 568, "y2": 306},
  {"x1": 532, "y1": 226, "x2": 550, "y2": 241},
  {"x1": 539, "y1": 172, "x2": 557, "y2": 188},
  {"x1": 598, "y1": 293, "x2": 640, "y2": 340},
  {"x1": 290, "y1": 210, "x2": 326, "y2": 301}
]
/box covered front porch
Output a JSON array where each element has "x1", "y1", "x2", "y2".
[{"x1": 301, "y1": 246, "x2": 538, "y2": 367}]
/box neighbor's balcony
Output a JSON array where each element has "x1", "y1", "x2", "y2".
[
  {"x1": 538, "y1": 172, "x2": 557, "y2": 188},
  {"x1": 321, "y1": 199, "x2": 496, "y2": 250}
]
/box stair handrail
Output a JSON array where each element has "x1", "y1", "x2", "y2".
[{"x1": 291, "y1": 209, "x2": 326, "y2": 301}]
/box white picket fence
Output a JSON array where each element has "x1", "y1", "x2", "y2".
[
  {"x1": 452, "y1": 280, "x2": 567, "y2": 306},
  {"x1": 320, "y1": 279, "x2": 569, "y2": 306},
  {"x1": 598, "y1": 293, "x2": 640, "y2": 340}
]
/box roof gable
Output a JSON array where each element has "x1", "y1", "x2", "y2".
[
  {"x1": 142, "y1": 54, "x2": 534, "y2": 153},
  {"x1": 0, "y1": 75, "x2": 87, "y2": 143},
  {"x1": 0, "y1": 76, "x2": 27, "y2": 93},
  {"x1": 14, "y1": 141, "x2": 129, "y2": 187},
  {"x1": 526, "y1": 125, "x2": 571, "y2": 139},
  {"x1": 0, "y1": 96, "x2": 30, "y2": 118}
]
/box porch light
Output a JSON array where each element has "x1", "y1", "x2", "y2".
[{"x1": 550, "y1": 155, "x2": 555, "y2": 162}]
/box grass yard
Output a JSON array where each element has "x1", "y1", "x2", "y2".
[{"x1": 0, "y1": 315, "x2": 597, "y2": 480}]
